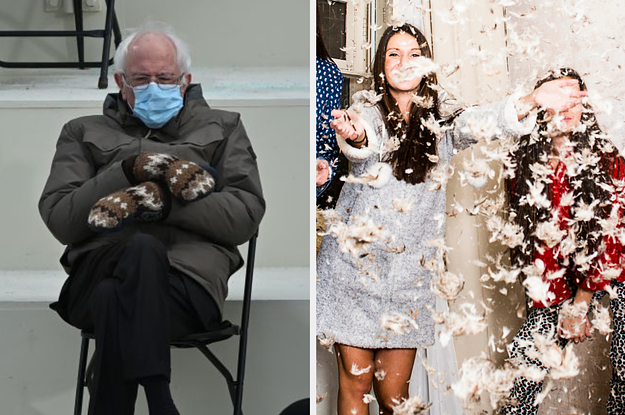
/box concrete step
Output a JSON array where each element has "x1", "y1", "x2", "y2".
[
  {"x1": 0, "y1": 66, "x2": 309, "y2": 108},
  {"x1": 0, "y1": 267, "x2": 309, "y2": 304}
]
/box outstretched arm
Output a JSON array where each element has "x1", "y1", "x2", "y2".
[
  {"x1": 517, "y1": 78, "x2": 588, "y2": 120},
  {"x1": 330, "y1": 109, "x2": 366, "y2": 146},
  {"x1": 448, "y1": 78, "x2": 589, "y2": 152}
]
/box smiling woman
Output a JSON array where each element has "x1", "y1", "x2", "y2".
[{"x1": 383, "y1": 32, "x2": 423, "y2": 94}]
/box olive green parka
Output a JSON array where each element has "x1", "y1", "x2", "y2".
[{"x1": 39, "y1": 84, "x2": 265, "y2": 314}]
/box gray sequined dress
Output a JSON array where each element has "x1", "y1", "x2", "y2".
[{"x1": 316, "y1": 90, "x2": 535, "y2": 349}]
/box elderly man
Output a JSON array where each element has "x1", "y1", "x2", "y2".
[{"x1": 39, "y1": 25, "x2": 264, "y2": 415}]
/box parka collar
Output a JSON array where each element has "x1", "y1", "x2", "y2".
[{"x1": 102, "y1": 84, "x2": 209, "y2": 140}]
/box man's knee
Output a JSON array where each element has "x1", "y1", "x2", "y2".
[
  {"x1": 124, "y1": 233, "x2": 167, "y2": 258},
  {"x1": 92, "y1": 278, "x2": 120, "y2": 310}
]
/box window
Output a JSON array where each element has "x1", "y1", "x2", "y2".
[{"x1": 317, "y1": 0, "x2": 383, "y2": 77}]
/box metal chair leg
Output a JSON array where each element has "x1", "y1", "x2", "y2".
[
  {"x1": 74, "y1": 336, "x2": 90, "y2": 415},
  {"x1": 112, "y1": 9, "x2": 122, "y2": 48},
  {"x1": 233, "y1": 342, "x2": 246, "y2": 415},
  {"x1": 72, "y1": 0, "x2": 85, "y2": 69},
  {"x1": 98, "y1": 0, "x2": 116, "y2": 89},
  {"x1": 233, "y1": 233, "x2": 257, "y2": 415}
]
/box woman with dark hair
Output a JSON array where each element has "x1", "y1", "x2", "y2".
[
  {"x1": 316, "y1": 24, "x2": 584, "y2": 414},
  {"x1": 501, "y1": 68, "x2": 625, "y2": 415},
  {"x1": 316, "y1": 6, "x2": 343, "y2": 201}
]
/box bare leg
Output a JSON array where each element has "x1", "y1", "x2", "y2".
[
  {"x1": 335, "y1": 343, "x2": 375, "y2": 415},
  {"x1": 372, "y1": 348, "x2": 417, "y2": 415}
]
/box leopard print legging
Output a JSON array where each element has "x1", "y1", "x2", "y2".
[{"x1": 499, "y1": 282, "x2": 625, "y2": 414}]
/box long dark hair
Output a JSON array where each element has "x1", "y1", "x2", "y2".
[
  {"x1": 373, "y1": 24, "x2": 441, "y2": 185},
  {"x1": 509, "y1": 68, "x2": 618, "y2": 284}
]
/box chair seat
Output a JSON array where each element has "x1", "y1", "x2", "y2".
[
  {"x1": 172, "y1": 320, "x2": 241, "y2": 347},
  {"x1": 81, "y1": 320, "x2": 241, "y2": 347}
]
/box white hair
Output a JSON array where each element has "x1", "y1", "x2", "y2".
[{"x1": 113, "y1": 22, "x2": 192, "y2": 74}]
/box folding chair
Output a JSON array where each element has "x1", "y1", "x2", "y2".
[
  {"x1": 73, "y1": 232, "x2": 258, "y2": 415},
  {"x1": 0, "y1": 0, "x2": 122, "y2": 89}
]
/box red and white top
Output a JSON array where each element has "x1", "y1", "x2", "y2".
[{"x1": 531, "y1": 154, "x2": 625, "y2": 308}]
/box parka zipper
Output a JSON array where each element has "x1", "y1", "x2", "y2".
[{"x1": 139, "y1": 129, "x2": 151, "y2": 152}]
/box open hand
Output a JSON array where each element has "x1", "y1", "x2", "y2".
[
  {"x1": 316, "y1": 159, "x2": 330, "y2": 187},
  {"x1": 329, "y1": 109, "x2": 365, "y2": 142},
  {"x1": 558, "y1": 314, "x2": 592, "y2": 344},
  {"x1": 533, "y1": 78, "x2": 588, "y2": 114}
]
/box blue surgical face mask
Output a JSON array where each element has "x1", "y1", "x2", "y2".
[{"x1": 131, "y1": 82, "x2": 184, "y2": 129}]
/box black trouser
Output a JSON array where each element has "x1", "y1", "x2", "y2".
[{"x1": 54, "y1": 233, "x2": 221, "y2": 415}]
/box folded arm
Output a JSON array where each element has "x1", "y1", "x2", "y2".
[
  {"x1": 38, "y1": 122, "x2": 131, "y2": 245},
  {"x1": 163, "y1": 116, "x2": 265, "y2": 247}
]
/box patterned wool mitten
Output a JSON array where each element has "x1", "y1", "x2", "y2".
[
  {"x1": 87, "y1": 181, "x2": 169, "y2": 231},
  {"x1": 128, "y1": 152, "x2": 216, "y2": 202}
]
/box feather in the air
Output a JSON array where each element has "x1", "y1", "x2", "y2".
[
  {"x1": 434, "y1": 303, "x2": 488, "y2": 346},
  {"x1": 318, "y1": 335, "x2": 335, "y2": 353},
  {"x1": 460, "y1": 157, "x2": 495, "y2": 189},
  {"x1": 591, "y1": 302, "x2": 613, "y2": 335},
  {"x1": 534, "y1": 220, "x2": 567, "y2": 248},
  {"x1": 431, "y1": 271, "x2": 466, "y2": 301},
  {"x1": 390, "y1": 396, "x2": 431, "y2": 415},
  {"x1": 573, "y1": 199, "x2": 600, "y2": 222},
  {"x1": 392, "y1": 195, "x2": 415, "y2": 213},
  {"x1": 381, "y1": 311, "x2": 418, "y2": 334},
  {"x1": 521, "y1": 180, "x2": 551, "y2": 209},
  {"x1": 525, "y1": 332, "x2": 580, "y2": 380},
  {"x1": 559, "y1": 300, "x2": 588, "y2": 320},
  {"x1": 350, "y1": 364, "x2": 371, "y2": 376},
  {"x1": 461, "y1": 115, "x2": 500, "y2": 142},
  {"x1": 359, "y1": 90, "x2": 384, "y2": 105},
  {"x1": 326, "y1": 215, "x2": 388, "y2": 258},
  {"x1": 340, "y1": 163, "x2": 393, "y2": 189},
  {"x1": 362, "y1": 394, "x2": 377, "y2": 404},
  {"x1": 427, "y1": 164, "x2": 455, "y2": 191},
  {"x1": 474, "y1": 194, "x2": 506, "y2": 217},
  {"x1": 424, "y1": 236, "x2": 451, "y2": 250},
  {"x1": 522, "y1": 275, "x2": 555, "y2": 305},
  {"x1": 410, "y1": 93, "x2": 435, "y2": 109},
  {"x1": 452, "y1": 352, "x2": 519, "y2": 409},
  {"x1": 390, "y1": 57, "x2": 439, "y2": 83},
  {"x1": 481, "y1": 264, "x2": 522, "y2": 284},
  {"x1": 486, "y1": 216, "x2": 525, "y2": 248}
]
